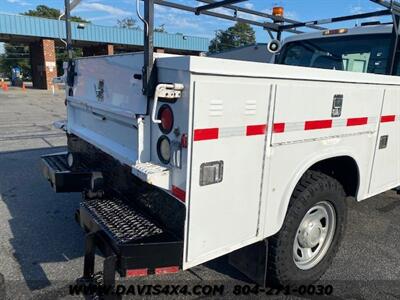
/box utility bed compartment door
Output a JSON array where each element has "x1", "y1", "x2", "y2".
[
  {"x1": 369, "y1": 88, "x2": 400, "y2": 193},
  {"x1": 185, "y1": 80, "x2": 270, "y2": 267}
]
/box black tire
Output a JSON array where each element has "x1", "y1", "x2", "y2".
[{"x1": 267, "y1": 170, "x2": 347, "y2": 287}]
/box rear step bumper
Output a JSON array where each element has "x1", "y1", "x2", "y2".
[
  {"x1": 41, "y1": 152, "x2": 94, "y2": 192},
  {"x1": 42, "y1": 152, "x2": 183, "y2": 288},
  {"x1": 76, "y1": 197, "x2": 183, "y2": 277}
]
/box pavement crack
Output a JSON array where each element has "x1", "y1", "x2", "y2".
[
  {"x1": 41, "y1": 138, "x2": 53, "y2": 147},
  {"x1": 188, "y1": 269, "x2": 203, "y2": 281}
]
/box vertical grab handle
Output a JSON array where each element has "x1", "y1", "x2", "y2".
[
  {"x1": 151, "y1": 84, "x2": 164, "y2": 124},
  {"x1": 151, "y1": 83, "x2": 184, "y2": 124}
]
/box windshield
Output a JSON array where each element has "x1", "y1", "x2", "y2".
[{"x1": 278, "y1": 34, "x2": 391, "y2": 75}]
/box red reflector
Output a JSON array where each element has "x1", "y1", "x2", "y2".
[
  {"x1": 193, "y1": 128, "x2": 219, "y2": 141},
  {"x1": 305, "y1": 120, "x2": 332, "y2": 130},
  {"x1": 181, "y1": 133, "x2": 188, "y2": 148},
  {"x1": 273, "y1": 123, "x2": 285, "y2": 133},
  {"x1": 172, "y1": 185, "x2": 186, "y2": 202},
  {"x1": 155, "y1": 266, "x2": 179, "y2": 275},
  {"x1": 347, "y1": 117, "x2": 368, "y2": 126},
  {"x1": 381, "y1": 115, "x2": 396, "y2": 123},
  {"x1": 246, "y1": 124, "x2": 266, "y2": 136},
  {"x1": 126, "y1": 268, "x2": 148, "y2": 277}
]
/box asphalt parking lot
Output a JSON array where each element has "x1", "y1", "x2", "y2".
[{"x1": 1, "y1": 87, "x2": 400, "y2": 299}]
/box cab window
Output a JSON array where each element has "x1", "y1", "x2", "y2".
[{"x1": 278, "y1": 34, "x2": 391, "y2": 75}]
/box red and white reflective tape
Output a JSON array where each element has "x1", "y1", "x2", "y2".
[
  {"x1": 194, "y1": 124, "x2": 266, "y2": 141},
  {"x1": 126, "y1": 266, "x2": 180, "y2": 277},
  {"x1": 126, "y1": 268, "x2": 148, "y2": 277},
  {"x1": 193, "y1": 128, "x2": 219, "y2": 141},
  {"x1": 172, "y1": 185, "x2": 186, "y2": 203},
  {"x1": 193, "y1": 115, "x2": 398, "y2": 141},
  {"x1": 155, "y1": 266, "x2": 180, "y2": 275},
  {"x1": 276, "y1": 117, "x2": 375, "y2": 133},
  {"x1": 247, "y1": 124, "x2": 267, "y2": 136},
  {"x1": 381, "y1": 115, "x2": 396, "y2": 123},
  {"x1": 273, "y1": 115, "x2": 397, "y2": 134}
]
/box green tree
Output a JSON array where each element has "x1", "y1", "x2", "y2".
[
  {"x1": 23, "y1": 5, "x2": 88, "y2": 23},
  {"x1": 117, "y1": 17, "x2": 140, "y2": 29},
  {"x1": 154, "y1": 24, "x2": 167, "y2": 33},
  {"x1": 209, "y1": 22, "x2": 256, "y2": 53},
  {"x1": 117, "y1": 18, "x2": 167, "y2": 33},
  {"x1": 0, "y1": 44, "x2": 31, "y2": 79}
]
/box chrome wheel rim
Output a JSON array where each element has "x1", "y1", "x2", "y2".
[{"x1": 293, "y1": 201, "x2": 336, "y2": 270}]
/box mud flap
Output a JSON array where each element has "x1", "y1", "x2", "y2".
[{"x1": 228, "y1": 240, "x2": 268, "y2": 286}]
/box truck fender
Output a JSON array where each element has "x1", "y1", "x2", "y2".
[{"x1": 271, "y1": 149, "x2": 360, "y2": 237}]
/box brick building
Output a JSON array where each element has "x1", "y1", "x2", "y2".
[{"x1": 0, "y1": 13, "x2": 209, "y2": 90}]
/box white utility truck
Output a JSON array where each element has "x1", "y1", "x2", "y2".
[{"x1": 42, "y1": 0, "x2": 400, "y2": 292}]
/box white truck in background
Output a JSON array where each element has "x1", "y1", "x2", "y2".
[{"x1": 42, "y1": 0, "x2": 400, "y2": 293}]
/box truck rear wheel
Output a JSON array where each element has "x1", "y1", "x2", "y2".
[{"x1": 267, "y1": 170, "x2": 347, "y2": 286}]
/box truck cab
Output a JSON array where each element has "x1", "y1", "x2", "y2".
[{"x1": 278, "y1": 25, "x2": 396, "y2": 75}]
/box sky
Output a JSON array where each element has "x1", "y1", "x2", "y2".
[{"x1": 0, "y1": 0, "x2": 392, "y2": 53}]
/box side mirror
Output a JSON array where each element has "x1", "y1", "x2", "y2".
[{"x1": 267, "y1": 39, "x2": 282, "y2": 54}]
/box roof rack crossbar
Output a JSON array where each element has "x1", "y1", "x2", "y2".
[
  {"x1": 370, "y1": 0, "x2": 400, "y2": 14},
  {"x1": 280, "y1": 9, "x2": 391, "y2": 30},
  {"x1": 195, "y1": 0, "x2": 247, "y2": 15},
  {"x1": 152, "y1": 0, "x2": 273, "y2": 29},
  {"x1": 151, "y1": 0, "x2": 304, "y2": 33},
  {"x1": 197, "y1": 0, "x2": 327, "y2": 30}
]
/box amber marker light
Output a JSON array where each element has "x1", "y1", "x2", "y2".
[{"x1": 273, "y1": 6, "x2": 284, "y2": 17}]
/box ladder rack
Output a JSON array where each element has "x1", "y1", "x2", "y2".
[
  {"x1": 61, "y1": 0, "x2": 400, "y2": 97},
  {"x1": 140, "y1": 0, "x2": 400, "y2": 97}
]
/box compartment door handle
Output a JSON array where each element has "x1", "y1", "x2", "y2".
[{"x1": 92, "y1": 111, "x2": 106, "y2": 121}]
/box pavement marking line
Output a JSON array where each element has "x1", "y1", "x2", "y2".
[{"x1": 0, "y1": 133, "x2": 65, "y2": 142}]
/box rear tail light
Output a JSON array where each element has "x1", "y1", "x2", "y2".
[
  {"x1": 158, "y1": 104, "x2": 174, "y2": 134},
  {"x1": 157, "y1": 136, "x2": 171, "y2": 164}
]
